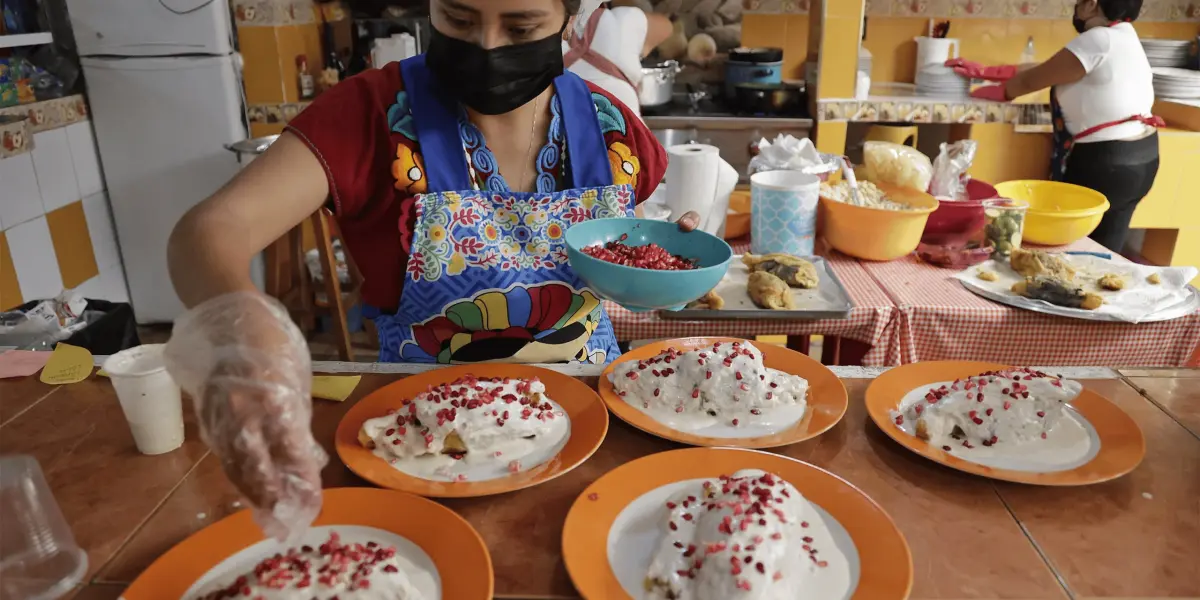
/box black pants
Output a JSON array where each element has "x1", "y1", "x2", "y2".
[{"x1": 1062, "y1": 132, "x2": 1159, "y2": 253}]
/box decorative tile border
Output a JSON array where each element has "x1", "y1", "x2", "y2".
[
  {"x1": 233, "y1": 0, "x2": 318, "y2": 27},
  {"x1": 865, "y1": 0, "x2": 1199, "y2": 21},
  {"x1": 818, "y1": 98, "x2": 1025, "y2": 123},
  {"x1": 247, "y1": 101, "x2": 312, "y2": 125},
  {"x1": 744, "y1": 0, "x2": 1199, "y2": 19},
  {"x1": 0, "y1": 114, "x2": 31, "y2": 159},
  {"x1": 0, "y1": 95, "x2": 89, "y2": 136},
  {"x1": 743, "y1": 0, "x2": 812, "y2": 14}
]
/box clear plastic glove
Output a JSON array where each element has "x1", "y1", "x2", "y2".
[
  {"x1": 970, "y1": 84, "x2": 1010, "y2": 102},
  {"x1": 945, "y1": 59, "x2": 1017, "y2": 82},
  {"x1": 163, "y1": 291, "x2": 327, "y2": 542}
]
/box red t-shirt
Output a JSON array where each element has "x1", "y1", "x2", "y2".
[{"x1": 286, "y1": 63, "x2": 667, "y2": 312}]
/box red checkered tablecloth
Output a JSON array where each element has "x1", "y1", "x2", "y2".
[
  {"x1": 605, "y1": 242, "x2": 901, "y2": 365},
  {"x1": 859, "y1": 238, "x2": 1200, "y2": 367}
]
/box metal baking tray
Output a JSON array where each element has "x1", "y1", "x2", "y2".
[{"x1": 658, "y1": 255, "x2": 854, "y2": 320}]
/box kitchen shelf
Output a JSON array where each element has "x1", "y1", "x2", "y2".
[{"x1": 0, "y1": 32, "x2": 54, "y2": 49}]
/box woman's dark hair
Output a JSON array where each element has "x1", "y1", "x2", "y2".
[{"x1": 1097, "y1": 0, "x2": 1143, "y2": 21}]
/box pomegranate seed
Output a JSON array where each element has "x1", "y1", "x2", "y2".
[
  {"x1": 735, "y1": 372, "x2": 743, "y2": 380},
  {"x1": 705, "y1": 370, "x2": 712, "y2": 380},
  {"x1": 691, "y1": 388, "x2": 700, "y2": 399},
  {"x1": 986, "y1": 408, "x2": 994, "y2": 416},
  {"x1": 581, "y1": 239, "x2": 697, "y2": 270},
  {"x1": 732, "y1": 418, "x2": 739, "y2": 426},
  {"x1": 1041, "y1": 432, "x2": 1048, "y2": 439},
  {"x1": 1037, "y1": 411, "x2": 1045, "y2": 417}
]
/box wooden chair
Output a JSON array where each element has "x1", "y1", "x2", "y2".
[{"x1": 263, "y1": 208, "x2": 364, "y2": 361}]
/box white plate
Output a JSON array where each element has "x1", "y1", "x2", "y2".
[{"x1": 956, "y1": 255, "x2": 1200, "y2": 323}]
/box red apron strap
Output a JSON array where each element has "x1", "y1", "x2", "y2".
[
  {"x1": 1074, "y1": 114, "x2": 1165, "y2": 142},
  {"x1": 563, "y1": 8, "x2": 636, "y2": 89}
]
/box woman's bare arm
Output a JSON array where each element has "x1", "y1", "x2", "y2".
[
  {"x1": 1004, "y1": 48, "x2": 1087, "y2": 99},
  {"x1": 168, "y1": 131, "x2": 329, "y2": 307},
  {"x1": 642, "y1": 13, "x2": 672, "y2": 57}
]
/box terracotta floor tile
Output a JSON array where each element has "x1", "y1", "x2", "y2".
[
  {"x1": 995, "y1": 379, "x2": 1200, "y2": 598},
  {"x1": 0, "y1": 377, "x2": 61, "y2": 426},
  {"x1": 1126, "y1": 377, "x2": 1200, "y2": 439},
  {"x1": 0, "y1": 378, "x2": 209, "y2": 581}
]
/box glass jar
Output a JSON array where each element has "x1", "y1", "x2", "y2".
[{"x1": 982, "y1": 198, "x2": 1028, "y2": 258}]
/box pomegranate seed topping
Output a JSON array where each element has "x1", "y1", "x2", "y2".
[
  {"x1": 942, "y1": 445, "x2": 952, "y2": 451},
  {"x1": 666, "y1": 501, "x2": 677, "y2": 509},
  {"x1": 986, "y1": 408, "x2": 994, "y2": 416},
  {"x1": 894, "y1": 415, "x2": 904, "y2": 425},
  {"x1": 1037, "y1": 411, "x2": 1045, "y2": 417},
  {"x1": 732, "y1": 418, "x2": 740, "y2": 426},
  {"x1": 581, "y1": 238, "x2": 697, "y2": 270},
  {"x1": 1041, "y1": 432, "x2": 1048, "y2": 439},
  {"x1": 706, "y1": 370, "x2": 712, "y2": 380},
  {"x1": 691, "y1": 388, "x2": 700, "y2": 399},
  {"x1": 735, "y1": 372, "x2": 743, "y2": 380},
  {"x1": 653, "y1": 388, "x2": 660, "y2": 397},
  {"x1": 1003, "y1": 401, "x2": 1012, "y2": 410},
  {"x1": 669, "y1": 521, "x2": 678, "y2": 531}
]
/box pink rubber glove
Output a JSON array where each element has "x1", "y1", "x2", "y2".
[
  {"x1": 970, "y1": 84, "x2": 1011, "y2": 102},
  {"x1": 945, "y1": 59, "x2": 1018, "y2": 82}
]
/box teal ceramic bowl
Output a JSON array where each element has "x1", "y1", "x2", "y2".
[{"x1": 565, "y1": 218, "x2": 733, "y2": 312}]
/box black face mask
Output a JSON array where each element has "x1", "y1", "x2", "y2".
[
  {"x1": 1072, "y1": 16, "x2": 1088, "y2": 33},
  {"x1": 425, "y1": 25, "x2": 565, "y2": 115}
]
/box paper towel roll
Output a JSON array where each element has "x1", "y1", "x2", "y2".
[{"x1": 665, "y1": 144, "x2": 736, "y2": 236}]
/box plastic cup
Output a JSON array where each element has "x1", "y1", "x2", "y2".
[
  {"x1": 0, "y1": 455, "x2": 87, "y2": 600},
  {"x1": 982, "y1": 198, "x2": 1029, "y2": 258},
  {"x1": 103, "y1": 344, "x2": 185, "y2": 455}
]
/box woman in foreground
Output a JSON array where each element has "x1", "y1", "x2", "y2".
[{"x1": 164, "y1": 0, "x2": 691, "y2": 540}]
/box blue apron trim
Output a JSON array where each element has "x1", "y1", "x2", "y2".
[
  {"x1": 555, "y1": 70, "x2": 613, "y2": 188},
  {"x1": 399, "y1": 55, "x2": 473, "y2": 192}
]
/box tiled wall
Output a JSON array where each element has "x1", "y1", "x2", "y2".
[
  {"x1": 0, "y1": 97, "x2": 128, "y2": 311},
  {"x1": 234, "y1": 0, "x2": 344, "y2": 139}
]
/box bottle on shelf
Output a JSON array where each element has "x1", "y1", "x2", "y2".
[
  {"x1": 297, "y1": 55, "x2": 315, "y2": 100},
  {"x1": 1020, "y1": 37, "x2": 1036, "y2": 66}
]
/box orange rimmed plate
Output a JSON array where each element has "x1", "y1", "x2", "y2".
[
  {"x1": 123, "y1": 487, "x2": 493, "y2": 599},
  {"x1": 599, "y1": 337, "x2": 847, "y2": 448},
  {"x1": 866, "y1": 361, "x2": 1145, "y2": 485},
  {"x1": 562, "y1": 447, "x2": 912, "y2": 600},
  {"x1": 335, "y1": 364, "x2": 608, "y2": 497}
]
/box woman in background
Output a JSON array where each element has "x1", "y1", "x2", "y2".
[
  {"x1": 951, "y1": 0, "x2": 1161, "y2": 253},
  {"x1": 563, "y1": 0, "x2": 673, "y2": 117}
]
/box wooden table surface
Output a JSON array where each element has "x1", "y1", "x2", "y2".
[{"x1": 2, "y1": 366, "x2": 1197, "y2": 600}]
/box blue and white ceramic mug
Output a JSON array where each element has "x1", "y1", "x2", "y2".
[{"x1": 750, "y1": 170, "x2": 820, "y2": 257}]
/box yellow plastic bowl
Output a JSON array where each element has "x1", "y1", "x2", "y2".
[
  {"x1": 818, "y1": 182, "x2": 939, "y2": 261},
  {"x1": 994, "y1": 180, "x2": 1110, "y2": 246}
]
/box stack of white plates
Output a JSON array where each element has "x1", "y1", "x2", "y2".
[
  {"x1": 1142, "y1": 39, "x2": 1192, "y2": 68},
  {"x1": 915, "y1": 64, "x2": 970, "y2": 98},
  {"x1": 1152, "y1": 67, "x2": 1200, "y2": 99}
]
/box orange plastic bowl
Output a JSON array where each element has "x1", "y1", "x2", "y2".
[
  {"x1": 819, "y1": 183, "x2": 939, "y2": 261},
  {"x1": 724, "y1": 190, "x2": 751, "y2": 240}
]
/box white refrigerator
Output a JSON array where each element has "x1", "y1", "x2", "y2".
[{"x1": 66, "y1": 0, "x2": 249, "y2": 323}]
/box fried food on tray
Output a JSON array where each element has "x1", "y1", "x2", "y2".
[
  {"x1": 1009, "y1": 248, "x2": 1076, "y2": 281},
  {"x1": 686, "y1": 289, "x2": 725, "y2": 310},
  {"x1": 1147, "y1": 272, "x2": 1162, "y2": 285},
  {"x1": 1097, "y1": 273, "x2": 1125, "y2": 291},
  {"x1": 1012, "y1": 276, "x2": 1103, "y2": 310},
  {"x1": 977, "y1": 270, "x2": 998, "y2": 282},
  {"x1": 748, "y1": 271, "x2": 795, "y2": 310},
  {"x1": 742, "y1": 253, "x2": 820, "y2": 289}
]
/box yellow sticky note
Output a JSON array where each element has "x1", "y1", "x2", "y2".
[
  {"x1": 39, "y1": 343, "x2": 94, "y2": 385},
  {"x1": 312, "y1": 375, "x2": 362, "y2": 402}
]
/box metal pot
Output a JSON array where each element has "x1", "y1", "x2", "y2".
[{"x1": 638, "y1": 60, "x2": 680, "y2": 108}]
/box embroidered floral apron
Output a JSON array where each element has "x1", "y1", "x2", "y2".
[
  {"x1": 373, "y1": 55, "x2": 633, "y2": 364},
  {"x1": 1049, "y1": 21, "x2": 1164, "y2": 181}
]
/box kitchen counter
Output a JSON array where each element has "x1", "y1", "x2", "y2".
[
  {"x1": 642, "y1": 101, "x2": 814, "y2": 182},
  {"x1": 4, "y1": 363, "x2": 1197, "y2": 600}
]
